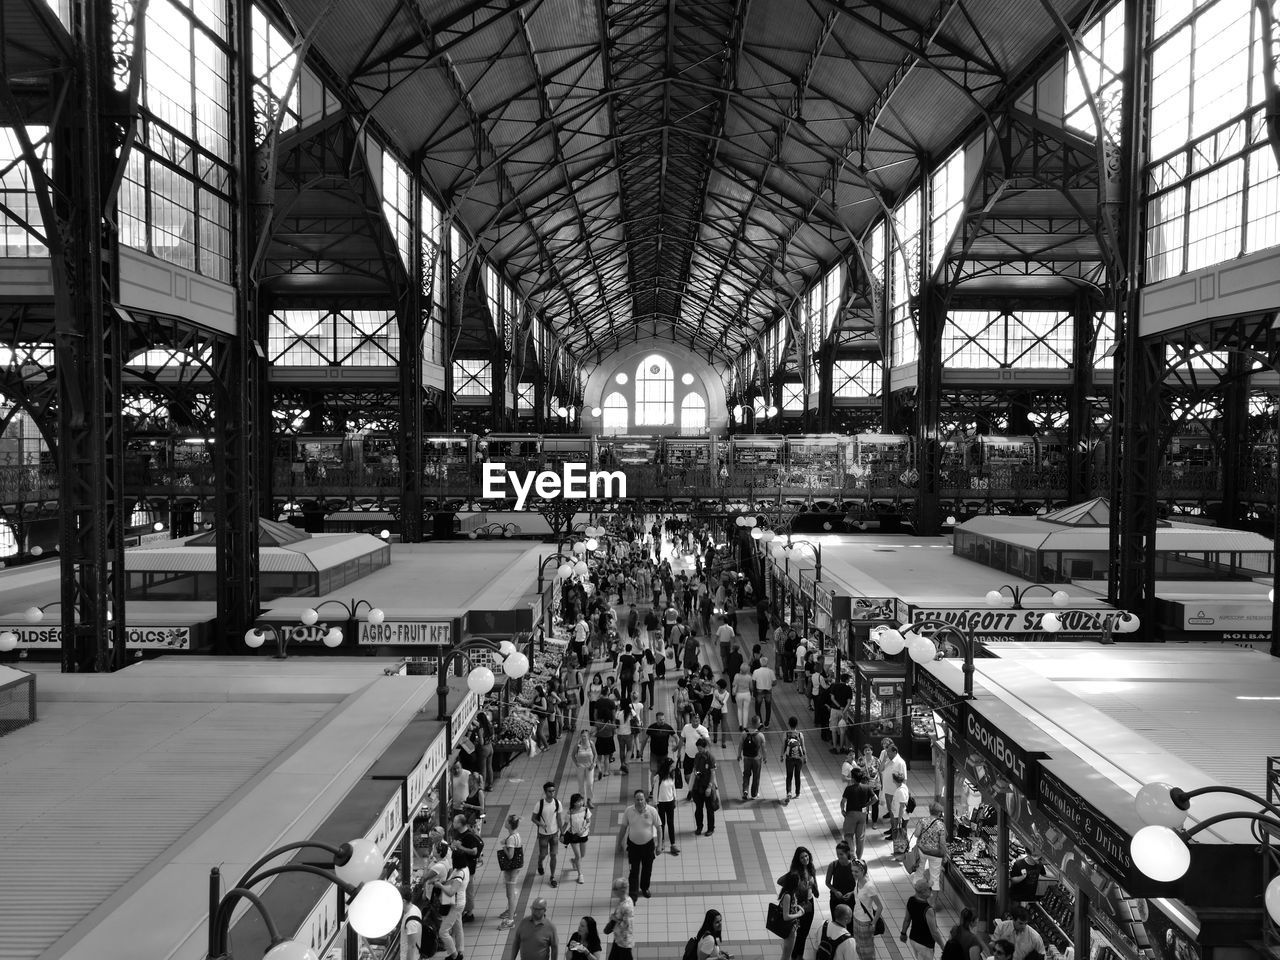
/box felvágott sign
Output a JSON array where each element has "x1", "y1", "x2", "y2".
[
  {"x1": 358, "y1": 620, "x2": 452, "y2": 645},
  {"x1": 481, "y1": 462, "x2": 626, "y2": 510},
  {"x1": 910, "y1": 606, "x2": 1124, "y2": 635}
]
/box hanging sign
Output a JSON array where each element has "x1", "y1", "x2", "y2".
[
  {"x1": 912, "y1": 666, "x2": 963, "y2": 728},
  {"x1": 963, "y1": 706, "x2": 1039, "y2": 792},
  {"x1": 1036, "y1": 767, "x2": 1138, "y2": 885}
]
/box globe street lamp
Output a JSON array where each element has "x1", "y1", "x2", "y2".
[
  {"x1": 536, "y1": 552, "x2": 578, "y2": 593},
  {"x1": 1129, "y1": 779, "x2": 1280, "y2": 926},
  {"x1": 985, "y1": 584, "x2": 1070, "y2": 610},
  {"x1": 436, "y1": 637, "x2": 531, "y2": 721},
  {"x1": 782, "y1": 536, "x2": 822, "y2": 582},
  {"x1": 244, "y1": 619, "x2": 344, "y2": 659},
  {"x1": 872, "y1": 617, "x2": 979, "y2": 699},
  {"x1": 207, "y1": 837, "x2": 402, "y2": 959}
]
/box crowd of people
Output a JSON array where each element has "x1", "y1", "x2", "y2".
[{"x1": 389, "y1": 521, "x2": 1051, "y2": 960}]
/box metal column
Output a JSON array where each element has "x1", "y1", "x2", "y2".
[{"x1": 399, "y1": 155, "x2": 427, "y2": 543}]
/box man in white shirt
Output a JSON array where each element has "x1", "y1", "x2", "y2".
[
  {"x1": 823, "y1": 905, "x2": 859, "y2": 960},
  {"x1": 615, "y1": 788, "x2": 662, "y2": 898},
  {"x1": 715, "y1": 617, "x2": 736, "y2": 674},
  {"x1": 680, "y1": 713, "x2": 710, "y2": 780},
  {"x1": 751, "y1": 655, "x2": 777, "y2": 729},
  {"x1": 532, "y1": 781, "x2": 564, "y2": 887},
  {"x1": 880, "y1": 742, "x2": 907, "y2": 837},
  {"x1": 993, "y1": 907, "x2": 1047, "y2": 960}
]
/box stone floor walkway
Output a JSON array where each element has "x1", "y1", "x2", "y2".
[{"x1": 463, "y1": 554, "x2": 954, "y2": 960}]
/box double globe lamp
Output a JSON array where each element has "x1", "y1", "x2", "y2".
[
  {"x1": 462, "y1": 638, "x2": 530, "y2": 696},
  {"x1": 243, "y1": 605, "x2": 385, "y2": 651},
  {"x1": 257, "y1": 838, "x2": 404, "y2": 960},
  {"x1": 1129, "y1": 782, "x2": 1280, "y2": 924}
]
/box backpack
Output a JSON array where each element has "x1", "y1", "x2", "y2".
[
  {"x1": 784, "y1": 731, "x2": 806, "y2": 762},
  {"x1": 816, "y1": 921, "x2": 854, "y2": 960},
  {"x1": 683, "y1": 936, "x2": 701, "y2": 960}
]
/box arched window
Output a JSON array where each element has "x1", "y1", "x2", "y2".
[
  {"x1": 0, "y1": 518, "x2": 16, "y2": 558},
  {"x1": 602, "y1": 391, "x2": 629, "y2": 435},
  {"x1": 680, "y1": 394, "x2": 707, "y2": 435},
  {"x1": 635, "y1": 354, "x2": 673, "y2": 426}
]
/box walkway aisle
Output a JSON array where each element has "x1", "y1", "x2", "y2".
[{"x1": 466, "y1": 555, "x2": 953, "y2": 960}]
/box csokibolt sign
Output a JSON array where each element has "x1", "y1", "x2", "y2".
[{"x1": 481, "y1": 462, "x2": 626, "y2": 510}]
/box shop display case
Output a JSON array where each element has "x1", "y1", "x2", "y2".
[{"x1": 944, "y1": 813, "x2": 1026, "y2": 922}]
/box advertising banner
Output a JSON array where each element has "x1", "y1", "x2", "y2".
[
  {"x1": 4, "y1": 625, "x2": 191, "y2": 650},
  {"x1": 1036, "y1": 767, "x2": 1137, "y2": 885},
  {"x1": 1178, "y1": 600, "x2": 1271, "y2": 633}
]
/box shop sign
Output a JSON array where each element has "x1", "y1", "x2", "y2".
[
  {"x1": 358, "y1": 620, "x2": 452, "y2": 645},
  {"x1": 850, "y1": 597, "x2": 895, "y2": 621},
  {"x1": 3, "y1": 625, "x2": 192, "y2": 650},
  {"x1": 408, "y1": 731, "x2": 449, "y2": 813},
  {"x1": 910, "y1": 606, "x2": 1125, "y2": 635},
  {"x1": 893, "y1": 598, "x2": 910, "y2": 623},
  {"x1": 293, "y1": 888, "x2": 342, "y2": 959},
  {"x1": 1180, "y1": 601, "x2": 1271, "y2": 632},
  {"x1": 449, "y1": 689, "x2": 480, "y2": 741},
  {"x1": 799, "y1": 570, "x2": 817, "y2": 601},
  {"x1": 964, "y1": 707, "x2": 1038, "y2": 792},
  {"x1": 366, "y1": 784, "x2": 404, "y2": 853},
  {"x1": 912, "y1": 667, "x2": 962, "y2": 727},
  {"x1": 1036, "y1": 768, "x2": 1137, "y2": 884}
]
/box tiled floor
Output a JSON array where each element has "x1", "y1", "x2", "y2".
[{"x1": 464, "y1": 558, "x2": 954, "y2": 959}]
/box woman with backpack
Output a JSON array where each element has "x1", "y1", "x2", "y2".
[
  {"x1": 776, "y1": 847, "x2": 819, "y2": 960},
  {"x1": 781, "y1": 716, "x2": 808, "y2": 803},
  {"x1": 688, "y1": 909, "x2": 733, "y2": 960}
]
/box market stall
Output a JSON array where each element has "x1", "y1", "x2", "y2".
[{"x1": 911, "y1": 654, "x2": 1263, "y2": 960}]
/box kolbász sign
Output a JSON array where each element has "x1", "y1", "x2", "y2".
[
  {"x1": 910, "y1": 606, "x2": 1125, "y2": 635},
  {"x1": 4, "y1": 625, "x2": 191, "y2": 650}
]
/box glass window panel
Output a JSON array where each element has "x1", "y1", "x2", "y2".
[
  {"x1": 1149, "y1": 26, "x2": 1192, "y2": 162},
  {"x1": 1185, "y1": 158, "x2": 1244, "y2": 271},
  {"x1": 380, "y1": 150, "x2": 412, "y2": 268},
  {"x1": 1094, "y1": 312, "x2": 1117, "y2": 369},
  {"x1": 1145, "y1": 187, "x2": 1187, "y2": 280},
  {"x1": 929, "y1": 148, "x2": 965, "y2": 269},
  {"x1": 832, "y1": 360, "x2": 882, "y2": 398},
  {"x1": 0, "y1": 126, "x2": 50, "y2": 256},
  {"x1": 454, "y1": 359, "x2": 492, "y2": 397},
  {"x1": 1247, "y1": 144, "x2": 1280, "y2": 252},
  {"x1": 680, "y1": 394, "x2": 707, "y2": 435},
  {"x1": 943, "y1": 310, "x2": 1001, "y2": 367},
  {"x1": 1008, "y1": 311, "x2": 1073, "y2": 367},
  {"x1": 603, "y1": 391, "x2": 628, "y2": 435},
  {"x1": 890, "y1": 304, "x2": 917, "y2": 365},
  {"x1": 1189, "y1": 6, "x2": 1251, "y2": 141},
  {"x1": 891, "y1": 190, "x2": 921, "y2": 306},
  {"x1": 635, "y1": 354, "x2": 673, "y2": 426},
  {"x1": 782, "y1": 383, "x2": 804, "y2": 412}
]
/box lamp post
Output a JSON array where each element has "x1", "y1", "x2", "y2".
[
  {"x1": 984, "y1": 584, "x2": 1071, "y2": 609},
  {"x1": 871, "y1": 617, "x2": 980, "y2": 699},
  {"x1": 436, "y1": 637, "x2": 531, "y2": 721},
  {"x1": 536, "y1": 552, "x2": 578, "y2": 594},
  {"x1": 244, "y1": 620, "x2": 341, "y2": 659},
  {"x1": 783, "y1": 536, "x2": 822, "y2": 582},
  {"x1": 207, "y1": 836, "x2": 402, "y2": 959},
  {"x1": 1129, "y1": 776, "x2": 1280, "y2": 932}
]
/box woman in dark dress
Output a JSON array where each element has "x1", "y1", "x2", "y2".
[
  {"x1": 777, "y1": 846, "x2": 819, "y2": 960},
  {"x1": 824, "y1": 841, "x2": 857, "y2": 918}
]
